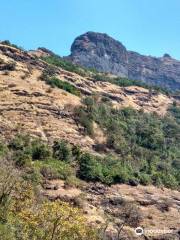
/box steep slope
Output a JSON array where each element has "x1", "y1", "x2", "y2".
[
  {"x1": 0, "y1": 44, "x2": 174, "y2": 148},
  {"x1": 0, "y1": 43, "x2": 180, "y2": 240},
  {"x1": 68, "y1": 31, "x2": 180, "y2": 91},
  {"x1": 0, "y1": 44, "x2": 93, "y2": 150}
]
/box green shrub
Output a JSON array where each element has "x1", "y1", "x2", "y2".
[
  {"x1": 13, "y1": 151, "x2": 31, "y2": 167},
  {"x1": 40, "y1": 65, "x2": 57, "y2": 81},
  {"x1": 9, "y1": 134, "x2": 31, "y2": 151},
  {"x1": 168, "y1": 105, "x2": 180, "y2": 124},
  {"x1": 0, "y1": 142, "x2": 8, "y2": 157},
  {"x1": 53, "y1": 140, "x2": 72, "y2": 162},
  {"x1": 31, "y1": 140, "x2": 52, "y2": 161},
  {"x1": 74, "y1": 107, "x2": 94, "y2": 136},
  {"x1": 93, "y1": 74, "x2": 170, "y2": 95},
  {"x1": 42, "y1": 55, "x2": 88, "y2": 77},
  {"x1": 34, "y1": 159, "x2": 74, "y2": 180},
  {"x1": 46, "y1": 77, "x2": 80, "y2": 96},
  {"x1": 79, "y1": 153, "x2": 134, "y2": 185},
  {"x1": 172, "y1": 159, "x2": 180, "y2": 170},
  {"x1": 0, "y1": 223, "x2": 15, "y2": 240},
  {"x1": 139, "y1": 173, "x2": 152, "y2": 185},
  {"x1": 79, "y1": 153, "x2": 103, "y2": 181},
  {"x1": 22, "y1": 168, "x2": 42, "y2": 185}
]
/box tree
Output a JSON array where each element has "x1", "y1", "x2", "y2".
[
  {"x1": 79, "y1": 153, "x2": 103, "y2": 181},
  {"x1": 102, "y1": 203, "x2": 142, "y2": 240},
  {"x1": 12, "y1": 201, "x2": 99, "y2": 240}
]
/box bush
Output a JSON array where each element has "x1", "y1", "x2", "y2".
[
  {"x1": 46, "y1": 77, "x2": 80, "y2": 96},
  {"x1": 0, "y1": 141, "x2": 8, "y2": 157},
  {"x1": 79, "y1": 153, "x2": 103, "y2": 181},
  {"x1": 53, "y1": 140, "x2": 72, "y2": 162},
  {"x1": 34, "y1": 159, "x2": 74, "y2": 180},
  {"x1": 42, "y1": 55, "x2": 88, "y2": 77},
  {"x1": 13, "y1": 150, "x2": 31, "y2": 167},
  {"x1": 0, "y1": 224, "x2": 15, "y2": 240},
  {"x1": 139, "y1": 173, "x2": 152, "y2": 185},
  {"x1": 40, "y1": 65, "x2": 57, "y2": 81},
  {"x1": 74, "y1": 107, "x2": 94, "y2": 136},
  {"x1": 31, "y1": 140, "x2": 52, "y2": 161},
  {"x1": 79, "y1": 153, "x2": 134, "y2": 185},
  {"x1": 9, "y1": 134, "x2": 31, "y2": 151}
]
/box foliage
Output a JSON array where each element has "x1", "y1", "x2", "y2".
[
  {"x1": 31, "y1": 140, "x2": 52, "y2": 161},
  {"x1": 94, "y1": 74, "x2": 171, "y2": 95},
  {"x1": 76, "y1": 97, "x2": 180, "y2": 188},
  {"x1": 53, "y1": 140, "x2": 73, "y2": 162},
  {"x1": 0, "y1": 40, "x2": 24, "y2": 51},
  {"x1": 0, "y1": 159, "x2": 19, "y2": 208},
  {"x1": 0, "y1": 153, "x2": 99, "y2": 240},
  {"x1": 79, "y1": 153, "x2": 133, "y2": 185},
  {"x1": 9, "y1": 135, "x2": 52, "y2": 167},
  {"x1": 10, "y1": 200, "x2": 99, "y2": 240},
  {"x1": 42, "y1": 55, "x2": 88, "y2": 77},
  {"x1": 169, "y1": 104, "x2": 180, "y2": 124},
  {"x1": 34, "y1": 159, "x2": 74, "y2": 180},
  {"x1": 46, "y1": 77, "x2": 80, "y2": 96}
]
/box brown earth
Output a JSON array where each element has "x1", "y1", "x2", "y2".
[
  {"x1": 0, "y1": 44, "x2": 179, "y2": 239},
  {"x1": 43, "y1": 180, "x2": 180, "y2": 240},
  {"x1": 0, "y1": 44, "x2": 175, "y2": 149}
]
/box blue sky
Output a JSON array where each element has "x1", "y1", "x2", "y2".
[{"x1": 0, "y1": 0, "x2": 180, "y2": 58}]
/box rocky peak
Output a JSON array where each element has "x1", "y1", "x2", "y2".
[
  {"x1": 68, "y1": 32, "x2": 180, "y2": 91},
  {"x1": 69, "y1": 32, "x2": 128, "y2": 77}
]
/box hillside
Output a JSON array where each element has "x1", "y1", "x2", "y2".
[
  {"x1": 0, "y1": 43, "x2": 174, "y2": 148},
  {"x1": 68, "y1": 32, "x2": 180, "y2": 91},
  {"x1": 0, "y1": 42, "x2": 180, "y2": 240}
]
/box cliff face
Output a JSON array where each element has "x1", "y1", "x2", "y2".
[{"x1": 68, "y1": 32, "x2": 180, "y2": 90}]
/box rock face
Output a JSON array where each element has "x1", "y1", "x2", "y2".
[
  {"x1": 69, "y1": 32, "x2": 128, "y2": 77},
  {"x1": 68, "y1": 32, "x2": 180, "y2": 91}
]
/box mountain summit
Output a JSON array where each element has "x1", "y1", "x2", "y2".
[{"x1": 68, "y1": 32, "x2": 180, "y2": 90}]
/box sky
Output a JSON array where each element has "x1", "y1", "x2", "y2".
[{"x1": 0, "y1": 0, "x2": 180, "y2": 59}]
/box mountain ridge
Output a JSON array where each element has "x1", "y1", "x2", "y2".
[{"x1": 67, "y1": 31, "x2": 180, "y2": 91}]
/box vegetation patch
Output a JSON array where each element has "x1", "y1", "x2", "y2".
[
  {"x1": 42, "y1": 55, "x2": 89, "y2": 77},
  {"x1": 46, "y1": 77, "x2": 80, "y2": 96},
  {"x1": 0, "y1": 40, "x2": 24, "y2": 51},
  {"x1": 75, "y1": 97, "x2": 180, "y2": 188},
  {"x1": 94, "y1": 74, "x2": 171, "y2": 95}
]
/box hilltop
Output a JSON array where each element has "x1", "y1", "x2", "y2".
[{"x1": 68, "y1": 32, "x2": 180, "y2": 91}]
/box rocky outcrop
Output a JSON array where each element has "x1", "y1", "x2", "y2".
[
  {"x1": 68, "y1": 32, "x2": 128, "y2": 77},
  {"x1": 68, "y1": 32, "x2": 180, "y2": 91}
]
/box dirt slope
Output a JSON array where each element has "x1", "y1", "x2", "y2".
[{"x1": 0, "y1": 44, "x2": 174, "y2": 148}]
